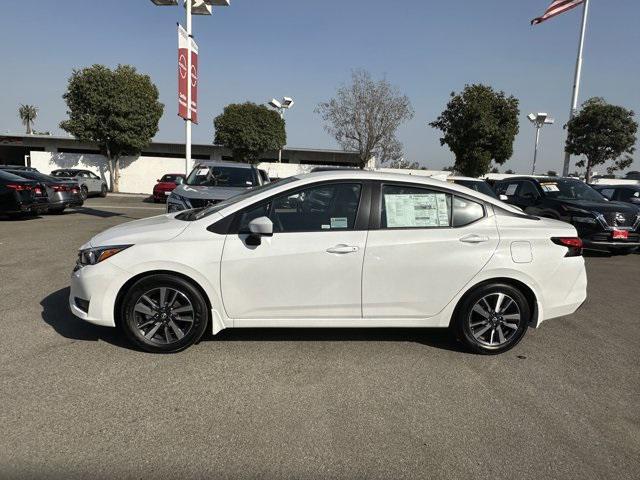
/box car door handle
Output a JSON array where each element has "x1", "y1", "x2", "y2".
[
  {"x1": 459, "y1": 234, "x2": 490, "y2": 244},
  {"x1": 326, "y1": 244, "x2": 359, "y2": 254}
]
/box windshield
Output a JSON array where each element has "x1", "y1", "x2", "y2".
[
  {"x1": 453, "y1": 180, "x2": 497, "y2": 198},
  {"x1": 161, "y1": 174, "x2": 184, "y2": 182},
  {"x1": 186, "y1": 165, "x2": 257, "y2": 188},
  {"x1": 541, "y1": 179, "x2": 606, "y2": 202},
  {"x1": 185, "y1": 177, "x2": 297, "y2": 221}
]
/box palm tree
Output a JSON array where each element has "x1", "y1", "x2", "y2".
[{"x1": 18, "y1": 104, "x2": 38, "y2": 134}]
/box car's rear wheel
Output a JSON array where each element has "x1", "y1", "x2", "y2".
[
  {"x1": 80, "y1": 185, "x2": 88, "y2": 201},
  {"x1": 120, "y1": 274, "x2": 208, "y2": 353},
  {"x1": 100, "y1": 184, "x2": 108, "y2": 197},
  {"x1": 454, "y1": 283, "x2": 530, "y2": 355}
]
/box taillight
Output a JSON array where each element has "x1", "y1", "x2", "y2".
[
  {"x1": 34, "y1": 186, "x2": 43, "y2": 195},
  {"x1": 52, "y1": 185, "x2": 68, "y2": 192},
  {"x1": 551, "y1": 237, "x2": 583, "y2": 257},
  {"x1": 6, "y1": 184, "x2": 31, "y2": 191}
]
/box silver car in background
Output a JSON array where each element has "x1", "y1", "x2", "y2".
[
  {"x1": 51, "y1": 169, "x2": 108, "y2": 200},
  {"x1": 167, "y1": 161, "x2": 270, "y2": 213}
]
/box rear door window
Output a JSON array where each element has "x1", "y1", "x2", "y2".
[{"x1": 381, "y1": 185, "x2": 451, "y2": 228}]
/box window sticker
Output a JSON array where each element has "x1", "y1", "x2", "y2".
[
  {"x1": 330, "y1": 217, "x2": 348, "y2": 229},
  {"x1": 321, "y1": 224, "x2": 331, "y2": 230},
  {"x1": 505, "y1": 184, "x2": 518, "y2": 196},
  {"x1": 540, "y1": 183, "x2": 560, "y2": 192},
  {"x1": 196, "y1": 168, "x2": 210, "y2": 176},
  {"x1": 385, "y1": 193, "x2": 448, "y2": 228}
]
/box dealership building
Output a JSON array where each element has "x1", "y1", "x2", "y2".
[{"x1": 0, "y1": 133, "x2": 369, "y2": 193}]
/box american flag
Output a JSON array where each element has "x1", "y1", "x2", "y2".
[{"x1": 531, "y1": 0, "x2": 585, "y2": 25}]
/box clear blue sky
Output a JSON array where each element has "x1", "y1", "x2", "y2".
[{"x1": 1, "y1": 0, "x2": 638, "y2": 174}]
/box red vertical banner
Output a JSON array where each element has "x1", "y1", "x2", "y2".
[
  {"x1": 177, "y1": 25, "x2": 189, "y2": 120},
  {"x1": 190, "y1": 38, "x2": 199, "y2": 124}
]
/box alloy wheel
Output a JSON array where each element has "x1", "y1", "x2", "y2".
[
  {"x1": 133, "y1": 287, "x2": 195, "y2": 345},
  {"x1": 467, "y1": 292, "x2": 521, "y2": 348}
]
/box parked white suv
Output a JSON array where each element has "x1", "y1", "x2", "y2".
[{"x1": 70, "y1": 170, "x2": 587, "y2": 354}]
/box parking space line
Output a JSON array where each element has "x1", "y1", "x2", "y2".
[{"x1": 80, "y1": 205, "x2": 166, "y2": 210}]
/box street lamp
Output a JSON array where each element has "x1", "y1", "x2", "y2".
[
  {"x1": 267, "y1": 97, "x2": 294, "y2": 162},
  {"x1": 527, "y1": 112, "x2": 555, "y2": 175},
  {"x1": 150, "y1": 0, "x2": 230, "y2": 174}
]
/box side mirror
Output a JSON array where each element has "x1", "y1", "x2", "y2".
[
  {"x1": 499, "y1": 194, "x2": 509, "y2": 201},
  {"x1": 248, "y1": 216, "x2": 273, "y2": 236},
  {"x1": 245, "y1": 216, "x2": 273, "y2": 246}
]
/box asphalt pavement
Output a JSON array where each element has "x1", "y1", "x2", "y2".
[{"x1": 0, "y1": 195, "x2": 638, "y2": 480}]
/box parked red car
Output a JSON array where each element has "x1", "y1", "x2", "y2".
[{"x1": 153, "y1": 174, "x2": 185, "y2": 202}]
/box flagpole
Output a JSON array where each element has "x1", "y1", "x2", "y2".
[{"x1": 562, "y1": 0, "x2": 590, "y2": 177}]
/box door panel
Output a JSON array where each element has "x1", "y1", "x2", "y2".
[
  {"x1": 362, "y1": 217, "x2": 499, "y2": 318},
  {"x1": 221, "y1": 231, "x2": 367, "y2": 318}
]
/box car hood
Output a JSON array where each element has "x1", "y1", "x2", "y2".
[
  {"x1": 555, "y1": 199, "x2": 639, "y2": 214},
  {"x1": 86, "y1": 213, "x2": 189, "y2": 248},
  {"x1": 174, "y1": 183, "x2": 249, "y2": 201}
]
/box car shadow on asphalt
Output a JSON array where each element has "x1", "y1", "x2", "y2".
[
  {"x1": 41, "y1": 287, "x2": 467, "y2": 353},
  {"x1": 73, "y1": 207, "x2": 125, "y2": 218},
  {"x1": 207, "y1": 328, "x2": 467, "y2": 352},
  {"x1": 40, "y1": 287, "x2": 132, "y2": 350}
]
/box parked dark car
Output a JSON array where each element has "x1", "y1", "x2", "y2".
[
  {"x1": 0, "y1": 164, "x2": 38, "y2": 172},
  {"x1": 50, "y1": 169, "x2": 108, "y2": 199},
  {"x1": 494, "y1": 176, "x2": 640, "y2": 253},
  {"x1": 6, "y1": 170, "x2": 83, "y2": 214},
  {"x1": 592, "y1": 184, "x2": 640, "y2": 208},
  {"x1": 152, "y1": 173, "x2": 185, "y2": 203},
  {"x1": 0, "y1": 170, "x2": 49, "y2": 216}
]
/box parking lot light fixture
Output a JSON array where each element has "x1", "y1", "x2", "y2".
[
  {"x1": 528, "y1": 112, "x2": 555, "y2": 175},
  {"x1": 148, "y1": 0, "x2": 230, "y2": 174},
  {"x1": 267, "y1": 96, "x2": 295, "y2": 163}
]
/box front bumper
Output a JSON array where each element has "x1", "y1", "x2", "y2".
[{"x1": 69, "y1": 261, "x2": 130, "y2": 327}]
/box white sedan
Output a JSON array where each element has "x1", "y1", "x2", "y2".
[{"x1": 70, "y1": 171, "x2": 587, "y2": 354}]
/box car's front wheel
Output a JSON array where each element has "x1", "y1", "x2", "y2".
[
  {"x1": 454, "y1": 283, "x2": 530, "y2": 355},
  {"x1": 120, "y1": 274, "x2": 209, "y2": 353}
]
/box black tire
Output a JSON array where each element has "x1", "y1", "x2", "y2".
[
  {"x1": 48, "y1": 207, "x2": 65, "y2": 215},
  {"x1": 80, "y1": 185, "x2": 88, "y2": 201},
  {"x1": 120, "y1": 274, "x2": 209, "y2": 353},
  {"x1": 453, "y1": 282, "x2": 530, "y2": 355},
  {"x1": 100, "y1": 184, "x2": 108, "y2": 197}
]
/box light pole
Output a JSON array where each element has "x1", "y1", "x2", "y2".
[
  {"x1": 150, "y1": 1, "x2": 230, "y2": 174},
  {"x1": 268, "y1": 97, "x2": 294, "y2": 162},
  {"x1": 527, "y1": 113, "x2": 555, "y2": 175}
]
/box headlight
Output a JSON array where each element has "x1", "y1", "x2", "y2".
[
  {"x1": 167, "y1": 193, "x2": 190, "y2": 212},
  {"x1": 75, "y1": 245, "x2": 132, "y2": 270}
]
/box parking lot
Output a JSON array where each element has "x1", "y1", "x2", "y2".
[{"x1": 0, "y1": 195, "x2": 638, "y2": 480}]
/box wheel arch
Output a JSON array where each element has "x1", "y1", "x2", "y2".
[
  {"x1": 114, "y1": 270, "x2": 213, "y2": 328},
  {"x1": 451, "y1": 277, "x2": 539, "y2": 327}
]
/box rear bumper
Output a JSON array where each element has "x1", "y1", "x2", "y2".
[{"x1": 582, "y1": 240, "x2": 640, "y2": 251}]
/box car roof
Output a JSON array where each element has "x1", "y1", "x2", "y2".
[
  {"x1": 494, "y1": 176, "x2": 569, "y2": 184},
  {"x1": 448, "y1": 176, "x2": 486, "y2": 182},
  {"x1": 291, "y1": 170, "x2": 522, "y2": 213},
  {"x1": 194, "y1": 161, "x2": 255, "y2": 169}
]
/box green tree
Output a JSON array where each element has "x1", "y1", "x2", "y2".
[
  {"x1": 214, "y1": 102, "x2": 286, "y2": 163},
  {"x1": 60, "y1": 65, "x2": 164, "y2": 192},
  {"x1": 316, "y1": 69, "x2": 414, "y2": 168},
  {"x1": 566, "y1": 97, "x2": 637, "y2": 182},
  {"x1": 430, "y1": 84, "x2": 520, "y2": 177},
  {"x1": 18, "y1": 104, "x2": 38, "y2": 134}
]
